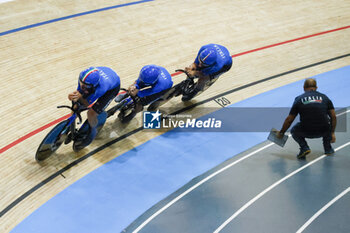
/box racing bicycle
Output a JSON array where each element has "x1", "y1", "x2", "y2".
[{"x1": 35, "y1": 89, "x2": 131, "y2": 162}]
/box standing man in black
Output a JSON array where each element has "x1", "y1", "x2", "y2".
[{"x1": 277, "y1": 78, "x2": 337, "y2": 159}]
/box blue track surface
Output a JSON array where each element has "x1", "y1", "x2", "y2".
[{"x1": 12, "y1": 66, "x2": 350, "y2": 233}]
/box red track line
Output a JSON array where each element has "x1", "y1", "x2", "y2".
[
  {"x1": 0, "y1": 115, "x2": 70, "y2": 154},
  {"x1": 1, "y1": 25, "x2": 349, "y2": 154},
  {"x1": 232, "y1": 25, "x2": 350, "y2": 58}
]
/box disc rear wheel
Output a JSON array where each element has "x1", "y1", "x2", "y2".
[{"x1": 35, "y1": 120, "x2": 69, "y2": 162}]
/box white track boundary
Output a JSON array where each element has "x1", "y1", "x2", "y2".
[{"x1": 296, "y1": 186, "x2": 350, "y2": 233}]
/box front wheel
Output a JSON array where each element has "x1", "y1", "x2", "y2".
[{"x1": 35, "y1": 120, "x2": 69, "y2": 162}]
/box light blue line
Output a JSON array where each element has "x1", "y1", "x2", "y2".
[{"x1": 0, "y1": 0, "x2": 154, "y2": 37}]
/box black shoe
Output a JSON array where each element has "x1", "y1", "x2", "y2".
[
  {"x1": 73, "y1": 140, "x2": 91, "y2": 152},
  {"x1": 181, "y1": 94, "x2": 193, "y2": 102},
  {"x1": 181, "y1": 87, "x2": 200, "y2": 102},
  {"x1": 297, "y1": 147, "x2": 311, "y2": 159},
  {"x1": 324, "y1": 146, "x2": 335, "y2": 155}
]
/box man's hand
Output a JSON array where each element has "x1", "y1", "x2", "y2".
[
  {"x1": 68, "y1": 91, "x2": 82, "y2": 102},
  {"x1": 331, "y1": 132, "x2": 336, "y2": 143},
  {"x1": 185, "y1": 63, "x2": 201, "y2": 77},
  {"x1": 276, "y1": 131, "x2": 284, "y2": 139},
  {"x1": 185, "y1": 63, "x2": 196, "y2": 72},
  {"x1": 328, "y1": 109, "x2": 337, "y2": 143},
  {"x1": 128, "y1": 85, "x2": 139, "y2": 97}
]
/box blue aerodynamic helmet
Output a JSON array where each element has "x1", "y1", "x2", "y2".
[
  {"x1": 138, "y1": 65, "x2": 160, "y2": 86},
  {"x1": 79, "y1": 67, "x2": 100, "y2": 88},
  {"x1": 198, "y1": 48, "x2": 217, "y2": 67}
]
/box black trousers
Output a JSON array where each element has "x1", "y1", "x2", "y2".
[{"x1": 291, "y1": 122, "x2": 332, "y2": 150}]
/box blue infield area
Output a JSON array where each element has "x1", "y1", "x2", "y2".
[{"x1": 12, "y1": 66, "x2": 350, "y2": 233}]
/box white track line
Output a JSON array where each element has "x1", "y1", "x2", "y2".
[
  {"x1": 337, "y1": 109, "x2": 349, "y2": 117},
  {"x1": 213, "y1": 141, "x2": 350, "y2": 233},
  {"x1": 132, "y1": 143, "x2": 275, "y2": 233},
  {"x1": 296, "y1": 187, "x2": 350, "y2": 233}
]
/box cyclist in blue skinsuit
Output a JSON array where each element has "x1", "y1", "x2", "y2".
[
  {"x1": 68, "y1": 66, "x2": 120, "y2": 149},
  {"x1": 116, "y1": 64, "x2": 173, "y2": 122},
  {"x1": 182, "y1": 43, "x2": 232, "y2": 101}
]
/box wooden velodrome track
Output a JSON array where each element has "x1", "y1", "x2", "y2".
[{"x1": 0, "y1": 0, "x2": 350, "y2": 232}]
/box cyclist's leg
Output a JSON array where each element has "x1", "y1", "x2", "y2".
[
  {"x1": 91, "y1": 87, "x2": 119, "y2": 128},
  {"x1": 79, "y1": 87, "x2": 119, "y2": 146},
  {"x1": 93, "y1": 87, "x2": 120, "y2": 115}
]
